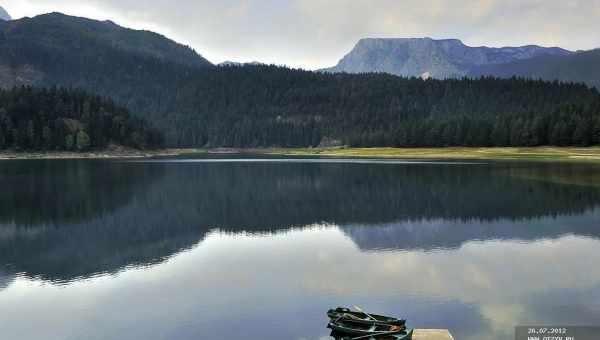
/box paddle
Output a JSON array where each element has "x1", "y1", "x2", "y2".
[{"x1": 353, "y1": 305, "x2": 377, "y2": 321}]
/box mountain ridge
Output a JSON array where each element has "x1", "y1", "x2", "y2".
[
  {"x1": 322, "y1": 37, "x2": 573, "y2": 79},
  {"x1": 468, "y1": 48, "x2": 600, "y2": 89},
  {"x1": 0, "y1": 12, "x2": 212, "y2": 73}
]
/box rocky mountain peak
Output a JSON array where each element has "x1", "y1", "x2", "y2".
[
  {"x1": 0, "y1": 6, "x2": 11, "y2": 21},
  {"x1": 323, "y1": 37, "x2": 573, "y2": 79}
]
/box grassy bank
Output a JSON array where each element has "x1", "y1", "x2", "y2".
[
  {"x1": 0, "y1": 148, "x2": 206, "y2": 160},
  {"x1": 4, "y1": 146, "x2": 600, "y2": 163},
  {"x1": 264, "y1": 147, "x2": 600, "y2": 162}
]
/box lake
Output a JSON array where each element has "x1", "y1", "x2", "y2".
[{"x1": 1, "y1": 157, "x2": 599, "y2": 340}]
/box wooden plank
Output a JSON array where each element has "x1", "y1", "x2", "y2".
[{"x1": 413, "y1": 329, "x2": 454, "y2": 340}]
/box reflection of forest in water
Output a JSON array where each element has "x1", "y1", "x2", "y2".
[{"x1": 1, "y1": 160, "x2": 600, "y2": 283}]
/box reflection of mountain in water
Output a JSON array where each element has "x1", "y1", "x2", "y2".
[
  {"x1": 341, "y1": 211, "x2": 600, "y2": 252},
  {"x1": 1, "y1": 160, "x2": 600, "y2": 283}
]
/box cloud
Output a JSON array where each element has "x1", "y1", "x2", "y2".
[{"x1": 2, "y1": 0, "x2": 600, "y2": 69}]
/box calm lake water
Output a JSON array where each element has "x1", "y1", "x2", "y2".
[{"x1": 1, "y1": 157, "x2": 600, "y2": 340}]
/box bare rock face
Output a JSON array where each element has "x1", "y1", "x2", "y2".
[
  {"x1": 322, "y1": 38, "x2": 572, "y2": 79},
  {"x1": 218, "y1": 61, "x2": 265, "y2": 67},
  {"x1": 0, "y1": 6, "x2": 11, "y2": 21}
]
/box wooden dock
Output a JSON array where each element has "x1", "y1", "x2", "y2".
[{"x1": 413, "y1": 329, "x2": 454, "y2": 340}]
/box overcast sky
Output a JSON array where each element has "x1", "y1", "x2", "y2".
[{"x1": 3, "y1": 0, "x2": 600, "y2": 69}]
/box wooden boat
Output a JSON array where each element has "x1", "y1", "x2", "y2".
[
  {"x1": 327, "y1": 307, "x2": 406, "y2": 326},
  {"x1": 328, "y1": 318, "x2": 407, "y2": 336},
  {"x1": 330, "y1": 328, "x2": 414, "y2": 340}
]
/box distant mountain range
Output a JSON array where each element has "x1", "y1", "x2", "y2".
[
  {"x1": 323, "y1": 38, "x2": 600, "y2": 88},
  {"x1": 0, "y1": 6, "x2": 11, "y2": 21},
  {"x1": 469, "y1": 49, "x2": 600, "y2": 89}
]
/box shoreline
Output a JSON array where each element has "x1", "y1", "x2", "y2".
[
  {"x1": 0, "y1": 148, "x2": 206, "y2": 160},
  {"x1": 263, "y1": 146, "x2": 600, "y2": 163},
  {"x1": 2, "y1": 146, "x2": 600, "y2": 162}
]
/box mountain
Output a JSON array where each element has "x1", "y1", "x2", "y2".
[
  {"x1": 1, "y1": 13, "x2": 599, "y2": 149},
  {"x1": 469, "y1": 49, "x2": 600, "y2": 89},
  {"x1": 0, "y1": 12, "x2": 213, "y2": 114},
  {"x1": 0, "y1": 6, "x2": 10, "y2": 21},
  {"x1": 322, "y1": 38, "x2": 572, "y2": 79},
  {"x1": 0, "y1": 12, "x2": 211, "y2": 87},
  {"x1": 30, "y1": 12, "x2": 210, "y2": 68}
]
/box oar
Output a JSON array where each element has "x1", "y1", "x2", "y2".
[{"x1": 353, "y1": 305, "x2": 377, "y2": 321}]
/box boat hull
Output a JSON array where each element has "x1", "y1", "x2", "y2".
[
  {"x1": 330, "y1": 328, "x2": 414, "y2": 340},
  {"x1": 327, "y1": 307, "x2": 406, "y2": 326},
  {"x1": 328, "y1": 320, "x2": 405, "y2": 336}
]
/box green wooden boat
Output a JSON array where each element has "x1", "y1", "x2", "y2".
[
  {"x1": 330, "y1": 328, "x2": 414, "y2": 340},
  {"x1": 327, "y1": 307, "x2": 406, "y2": 326},
  {"x1": 328, "y1": 318, "x2": 407, "y2": 336}
]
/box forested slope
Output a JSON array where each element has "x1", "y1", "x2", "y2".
[
  {"x1": 162, "y1": 67, "x2": 600, "y2": 147},
  {"x1": 0, "y1": 87, "x2": 163, "y2": 151}
]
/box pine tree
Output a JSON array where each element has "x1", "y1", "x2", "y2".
[
  {"x1": 65, "y1": 134, "x2": 74, "y2": 150},
  {"x1": 11, "y1": 128, "x2": 19, "y2": 148},
  {"x1": 76, "y1": 130, "x2": 91, "y2": 150},
  {"x1": 27, "y1": 120, "x2": 35, "y2": 149},
  {"x1": 491, "y1": 119, "x2": 509, "y2": 146},
  {"x1": 573, "y1": 118, "x2": 592, "y2": 146},
  {"x1": 550, "y1": 122, "x2": 571, "y2": 146},
  {"x1": 42, "y1": 125, "x2": 52, "y2": 150},
  {"x1": 592, "y1": 117, "x2": 600, "y2": 145},
  {"x1": 531, "y1": 116, "x2": 547, "y2": 146}
]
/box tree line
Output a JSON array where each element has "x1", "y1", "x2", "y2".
[
  {"x1": 0, "y1": 87, "x2": 163, "y2": 151},
  {"x1": 162, "y1": 67, "x2": 600, "y2": 148}
]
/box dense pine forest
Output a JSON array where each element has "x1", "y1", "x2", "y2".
[
  {"x1": 0, "y1": 87, "x2": 163, "y2": 151},
  {"x1": 2, "y1": 13, "x2": 600, "y2": 148},
  {"x1": 161, "y1": 67, "x2": 600, "y2": 147}
]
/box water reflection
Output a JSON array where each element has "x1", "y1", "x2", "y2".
[
  {"x1": 341, "y1": 211, "x2": 600, "y2": 251},
  {"x1": 0, "y1": 269, "x2": 13, "y2": 290},
  {"x1": 1, "y1": 160, "x2": 600, "y2": 282},
  {"x1": 0, "y1": 160, "x2": 165, "y2": 225},
  {"x1": 0, "y1": 228, "x2": 598, "y2": 340},
  {"x1": 0, "y1": 159, "x2": 599, "y2": 340}
]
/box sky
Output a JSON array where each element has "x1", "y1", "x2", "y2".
[{"x1": 2, "y1": 0, "x2": 600, "y2": 70}]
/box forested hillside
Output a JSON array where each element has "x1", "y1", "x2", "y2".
[
  {"x1": 1, "y1": 13, "x2": 600, "y2": 148},
  {"x1": 0, "y1": 13, "x2": 210, "y2": 114},
  {"x1": 0, "y1": 87, "x2": 163, "y2": 151},
  {"x1": 156, "y1": 66, "x2": 600, "y2": 147}
]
